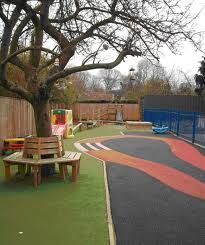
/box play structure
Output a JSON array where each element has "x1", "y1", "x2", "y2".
[
  {"x1": 51, "y1": 109, "x2": 74, "y2": 138},
  {"x1": 152, "y1": 126, "x2": 169, "y2": 134}
]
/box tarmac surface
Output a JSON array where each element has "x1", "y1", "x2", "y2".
[{"x1": 76, "y1": 132, "x2": 205, "y2": 245}]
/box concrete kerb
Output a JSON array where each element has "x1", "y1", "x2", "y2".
[
  {"x1": 103, "y1": 160, "x2": 116, "y2": 245},
  {"x1": 74, "y1": 140, "x2": 116, "y2": 245}
]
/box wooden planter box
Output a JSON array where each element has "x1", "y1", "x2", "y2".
[{"x1": 125, "y1": 121, "x2": 152, "y2": 130}]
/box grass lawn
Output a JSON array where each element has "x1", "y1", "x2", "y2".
[{"x1": 0, "y1": 125, "x2": 123, "y2": 245}]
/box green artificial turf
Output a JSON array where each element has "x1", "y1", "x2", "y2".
[{"x1": 0, "y1": 125, "x2": 122, "y2": 245}]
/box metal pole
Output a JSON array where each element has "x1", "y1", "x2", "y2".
[
  {"x1": 169, "y1": 111, "x2": 172, "y2": 131},
  {"x1": 192, "y1": 112, "x2": 196, "y2": 143},
  {"x1": 177, "y1": 111, "x2": 180, "y2": 136}
]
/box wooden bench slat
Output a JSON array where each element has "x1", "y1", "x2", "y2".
[
  {"x1": 4, "y1": 151, "x2": 21, "y2": 160},
  {"x1": 25, "y1": 148, "x2": 59, "y2": 155},
  {"x1": 25, "y1": 142, "x2": 59, "y2": 149},
  {"x1": 63, "y1": 152, "x2": 81, "y2": 160},
  {"x1": 25, "y1": 137, "x2": 58, "y2": 143},
  {"x1": 68, "y1": 152, "x2": 77, "y2": 159},
  {"x1": 24, "y1": 143, "x2": 38, "y2": 149}
]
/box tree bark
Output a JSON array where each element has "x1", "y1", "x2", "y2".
[
  {"x1": 32, "y1": 99, "x2": 55, "y2": 176},
  {"x1": 33, "y1": 99, "x2": 52, "y2": 137}
]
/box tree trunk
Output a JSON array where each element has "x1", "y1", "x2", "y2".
[
  {"x1": 32, "y1": 99, "x2": 55, "y2": 176},
  {"x1": 33, "y1": 99, "x2": 52, "y2": 137}
]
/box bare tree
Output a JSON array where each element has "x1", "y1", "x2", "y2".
[
  {"x1": 99, "y1": 69, "x2": 122, "y2": 91},
  {"x1": 175, "y1": 70, "x2": 194, "y2": 95},
  {"x1": 135, "y1": 59, "x2": 153, "y2": 84},
  {"x1": 121, "y1": 59, "x2": 169, "y2": 100},
  {"x1": 0, "y1": 0, "x2": 201, "y2": 136},
  {"x1": 77, "y1": 71, "x2": 102, "y2": 91},
  {"x1": 135, "y1": 58, "x2": 168, "y2": 84}
]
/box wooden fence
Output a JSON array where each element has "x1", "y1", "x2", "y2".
[
  {"x1": 0, "y1": 97, "x2": 36, "y2": 138},
  {"x1": 50, "y1": 103, "x2": 140, "y2": 121},
  {"x1": 0, "y1": 96, "x2": 36, "y2": 152},
  {"x1": 0, "y1": 97, "x2": 140, "y2": 152},
  {"x1": 74, "y1": 103, "x2": 140, "y2": 121}
]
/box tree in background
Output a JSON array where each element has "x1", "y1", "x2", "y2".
[
  {"x1": 142, "y1": 79, "x2": 172, "y2": 96},
  {"x1": 121, "y1": 59, "x2": 171, "y2": 100},
  {"x1": 0, "y1": 0, "x2": 201, "y2": 136},
  {"x1": 0, "y1": 59, "x2": 27, "y2": 97},
  {"x1": 76, "y1": 71, "x2": 103, "y2": 91},
  {"x1": 99, "y1": 69, "x2": 123, "y2": 91},
  {"x1": 195, "y1": 57, "x2": 205, "y2": 95},
  {"x1": 135, "y1": 59, "x2": 167, "y2": 84},
  {"x1": 50, "y1": 74, "x2": 84, "y2": 106},
  {"x1": 121, "y1": 58, "x2": 198, "y2": 100},
  {"x1": 174, "y1": 70, "x2": 195, "y2": 95},
  {"x1": 177, "y1": 82, "x2": 194, "y2": 95}
]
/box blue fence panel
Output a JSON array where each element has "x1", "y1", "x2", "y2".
[
  {"x1": 170, "y1": 112, "x2": 178, "y2": 133},
  {"x1": 178, "y1": 112, "x2": 194, "y2": 141},
  {"x1": 144, "y1": 109, "x2": 205, "y2": 147},
  {"x1": 195, "y1": 114, "x2": 205, "y2": 145}
]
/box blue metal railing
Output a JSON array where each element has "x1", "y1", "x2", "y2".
[{"x1": 144, "y1": 109, "x2": 205, "y2": 146}]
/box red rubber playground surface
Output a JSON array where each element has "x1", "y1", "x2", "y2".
[{"x1": 75, "y1": 132, "x2": 205, "y2": 245}]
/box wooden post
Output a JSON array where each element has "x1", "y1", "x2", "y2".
[
  {"x1": 5, "y1": 163, "x2": 11, "y2": 181},
  {"x1": 77, "y1": 160, "x2": 80, "y2": 174},
  {"x1": 32, "y1": 165, "x2": 39, "y2": 187},
  {"x1": 71, "y1": 163, "x2": 78, "y2": 182},
  {"x1": 92, "y1": 109, "x2": 94, "y2": 121},
  {"x1": 98, "y1": 108, "x2": 100, "y2": 122},
  {"x1": 37, "y1": 167, "x2": 41, "y2": 185},
  {"x1": 59, "y1": 164, "x2": 66, "y2": 181}
]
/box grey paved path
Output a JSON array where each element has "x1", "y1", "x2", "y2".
[{"x1": 104, "y1": 132, "x2": 205, "y2": 245}]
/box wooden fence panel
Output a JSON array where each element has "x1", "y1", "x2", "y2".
[
  {"x1": 123, "y1": 104, "x2": 140, "y2": 121},
  {"x1": 0, "y1": 97, "x2": 36, "y2": 144},
  {"x1": 77, "y1": 103, "x2": 140, "y2": 121}
]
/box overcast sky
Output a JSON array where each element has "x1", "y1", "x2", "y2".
[{"x1": 115, "y1": 0, "x2": 205, "y2": 76}]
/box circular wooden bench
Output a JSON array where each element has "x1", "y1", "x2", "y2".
[{"x1": 3, "y1": 136, "x2": 81, "y2": 187}]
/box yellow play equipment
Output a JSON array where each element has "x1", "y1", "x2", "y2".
[{"x1": 51, "y1": 109, "x2": 74, "y2": 138}]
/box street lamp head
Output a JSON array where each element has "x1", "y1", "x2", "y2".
[
  {"x1": 129, "y1": 67, "x2": 135, "y2": 81},
  {"x1": 129, "y1": 67, "x2": 135, "y2": 72}
]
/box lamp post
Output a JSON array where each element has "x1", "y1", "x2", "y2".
[{"x1": 129, "y1": 67, "x2": 135, "y2": 89}]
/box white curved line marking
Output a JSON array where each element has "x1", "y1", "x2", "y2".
[
  {"x1": 86, "y1": 143, "x2": 99, "y2": 151},
  {"x1": 96, "y1": 143, "x2": 111, "y2": 150},
  {"x1": 74, "y1": 143, "x2": 88, "y2": 152}
]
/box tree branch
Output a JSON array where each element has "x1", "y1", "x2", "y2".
[
  {"x1": 0, "y1": 76, "x2": 33, "y2": 102},
  {"x1": 1, "y1": 47, "x2": 58, "y2": 66},
  {"x1": 46, "y1": 49, "x2": 141, "y2": 86},
  {"x1": 0, "y1": 3, "x2": 9, "y2": 24}
]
